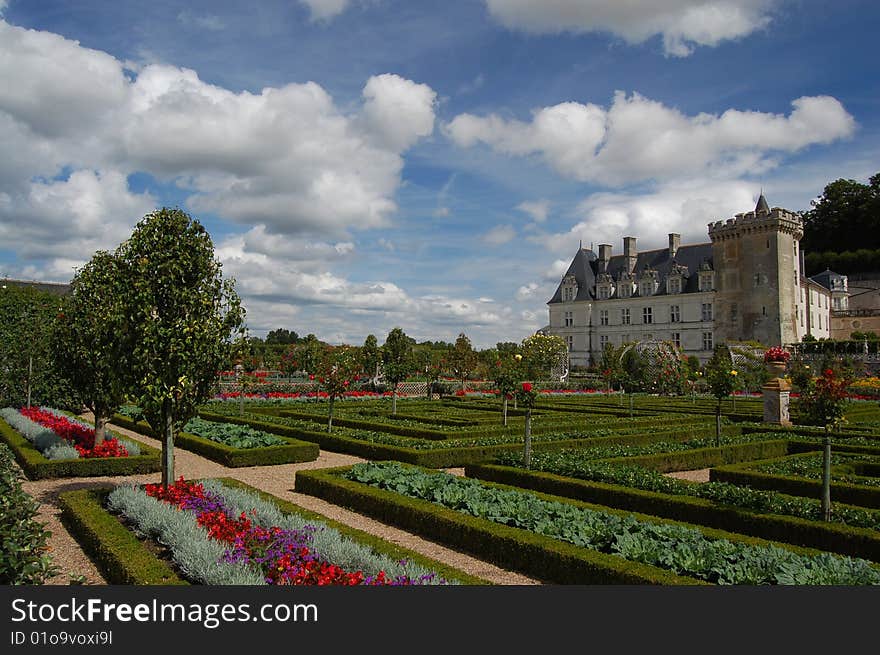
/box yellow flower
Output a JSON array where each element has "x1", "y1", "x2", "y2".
[
  {"x1": 730, "y1": 370, "x2": 738, "y2": 376},
  {"x1": 514, "y1": 354, "x2": 522, "y2": 361}
]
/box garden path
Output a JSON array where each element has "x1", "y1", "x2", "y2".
[{"x1": 20, "y1": 416, "x2": 540, "y2": 586}]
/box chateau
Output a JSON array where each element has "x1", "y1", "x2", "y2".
[{"x1": 545, "y1": 195, "x2": 848, "y2": 366}]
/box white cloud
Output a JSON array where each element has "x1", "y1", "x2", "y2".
[
  {"x1": 530, "y1": 180, "x2": 761, "y2": 257},
  {"x1": 483, "y1": 224, "x2": 517, "y2": 245},
  {"x1": 446, "y1": 91, "x2": 856, "y2": 185},
  {"x1": 0, "y1": 19, "x2": 438, "y2": 265},
  {"x1": 484, "y1": 0, "x2": 777, "y2": 56},
  {"x1": 516, "y1": 199, "x2": 550, "y2": 222},
  {"x1": 432, "y1": 207, "x2": 450, "y2": 217},
  {"x1": 300, "y1": 0, "x2": 350, "y2": 22},
  {"x1": 543, "y1": 259, "x2": 570, "y2": 280},
  {"x1": 515, "y1": 282, "x2": 539, "y2": 301}
]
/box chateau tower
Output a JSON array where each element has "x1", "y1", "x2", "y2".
[{"x1": 708, "y1": 194, "x2": 804, "y2": 346}]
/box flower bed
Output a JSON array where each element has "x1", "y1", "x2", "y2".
[
  {"x1": 182, "y1": 417, "x2": 287, "y2": 449},
  {"x1": 1, "y1": 407, "x2": 138, "y2": 459},
  {"x1": 342, "y1": 462, "x2": 880, "y2": 585},
  {"x1": 107, "y1": 478, "x2": 467, "y2": 585}
]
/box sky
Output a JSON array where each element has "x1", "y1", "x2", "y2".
[{"x1": 0, "y1": 1, "x2": 877, "y2": 348}]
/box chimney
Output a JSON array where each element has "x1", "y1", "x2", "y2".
[
  {"x1": 598, "y1": 244, "x2": 612, "y2": 272},
  {"x1": 623, "y1": 236, "x2": 637, "y2": 274},
  {"x1": 668, "y1": 233, "x2": 680, "y2": 259}
]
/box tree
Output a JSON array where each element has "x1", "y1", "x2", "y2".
[
  {"x1": 360, "y1": 334, "x2": 381, "y2": 384},
  {"x1": 316, "y1": 346, "x2": 359, "y2": 432},
  {"x1": 492, "y1": 356, "x2": 522, "y2": 426},
  {"x1": 801, "y1": 173, "x2": 880, "y2": 255},
  {"x1": 266, "y1": 328, "x2": 299, "y2": 345},
  {"x1": 117, "y1": 208, "x2": 245, "y2": 487},
  {"x1": 704, "y1": 344, "x2": 739, "y2": 445},
  {"x1": 448, "y1": 333, "x2": 477, "y2": 391},
  {"x1": 296, "y1": 334, "x2": 325, "y2": 377},
  {"x1": 382, "y1": 327, "x2": 414, "y2": 415},
  {"x1": 520, "y1": 333, "x2": 567, "y2": 380},
  {"x1": 797, "y1": 366, "x2": 851, "y2": 521},
  {"x1": 515, "y1": 382, "x2": 538, "y2": 468},
  {"x1": 52, "y1": 251, "x2": 128, "y2": 445}
]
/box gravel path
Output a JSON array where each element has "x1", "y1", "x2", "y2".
[
  {"x1": 664, "y1": 468, "x2": 711, "y2": 482},
  {"x1": 20, "y1": 418, "x2": 540, "y2": 586}
]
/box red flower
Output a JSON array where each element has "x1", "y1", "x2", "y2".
[{"x1": 522, "y1": 382, "x2": 532, "y2": 392}]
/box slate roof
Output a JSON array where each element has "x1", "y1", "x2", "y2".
[
  {"x1": 809, "y1": 269, "x2": 846, "y2": 291},
  {"x1": 547, "y1": 243, "x2": 714, "y2": 304}
]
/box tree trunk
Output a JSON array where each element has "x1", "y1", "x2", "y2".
[
  {"x1": 392, "y1": 386, "x2": 397, "y2": 415},
  {"x1": 629, "y1": 392, "x2": 634, "y2": 418},
  {"x1": 715, "y1": 401, "x2": 722, "y2": 447},
  {"x1": 822, "y1": 427, "x2": 832, "y2": 521},
  {"x1": 161, "y1": 401, "x2": 174, "y2": 488},
  {"x1": 328, "y1": 396, "x2": 334, "y2": 433},
  {"x1": 503, "y1": 396, "x2": 508, "y2": 426},
  {"x1": 93, "y1": 411, "x2": 107, "y2": 446},
  {"x1": 523, "y1": 408, "x2": 532, "y2": 469}
]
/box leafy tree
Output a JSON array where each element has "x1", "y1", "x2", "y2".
[
  {"x1": 520, "y1": 333, "x2": 567, "y2": 380},
  {"x1": 265, "y1": 328, "x2": 299, "y2": 345},
  {"x1": 117, "y1": 208, "x2": 245, "y2": 487},
  {"x1": 382, "y1": 327, "x2": 415, "y2": 415},
  {"x1": 360, "y1": 334, "x2": 381, "y2": 383},
  {"x1": 515, "y1": 382, "x2": 538, "y2": 468},
  {"x1": 705, "y1": 344, "x2": 739, "y2": 445},
  {"x1": 295, "y1": 334, "x2": 325, "y2": 377},
  {"x1": 496, "y1": 342, "x2": 519, "y2": 355},
  {"x1": 797, "y1": 366, "x2": 852, "y2": 521},
  {"x1": 52, "y1": 251, "x2": 128, "y2": 444},
  {"x1": 801, "y1": 173, "x2": 880, "y2": 255},
  {"x1": 0, "y1": 284, "x2": 79, "y2": 410},
  {"x1": 448, "y1": 333, "x2": 478, "y2": 391},
  {"x1": 316, "y1": 346, "x2": 359, "y2": 432},
  {"x1": 492, "y1": 356, "x2": 522, "y2": 426}
]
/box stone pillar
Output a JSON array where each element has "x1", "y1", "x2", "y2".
[{"x1": 763, "y1": 362, "x2": 791, "y2": 425}]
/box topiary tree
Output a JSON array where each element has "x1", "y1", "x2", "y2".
[
  {"x1": 117, "y1": 208, "x2": 245, "y2": 487},
  {"x1": 705, "y1": 344, "x2": 739, "y2": 445},
  {"x1": 52, "y1": 251, "x2": 128, "y2": 445},
  {"x1": 316, "y1": 346, "x2": 359, "y2": 432},
  {"x1": 515, "y1": 382, "x2": 538, "y2": 468},
  {"x1": 798, "y1": 366, "x2": 852, "y2": 521},
  {"x1": 382, "y1": 327, "x2": 415, "y2": 415},
  {"x1": 360, "y1": 334, "x2": 381, "y2": 385},
  {"x1": 492, "y1": 356, "x2": 521, "y2": 426}
]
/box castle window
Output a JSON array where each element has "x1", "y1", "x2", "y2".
[
  {"x1": 600, "y1": 335, "x2": 609, "y2": 349},
  {"x1": 621, "y1": 308, "x2": 631, "y2": 325},
  {"x1": 667, "y1": 277, "x2": 681, "y2": 294},
  {"x1": 563, "y1": 286, "x2": 574, "y2": 301},
  {"x1": 599, "y1": 309, "x2": 609, "y2": 326},
  {"x1": 640, "y1": 281, "x2": 653, "y2": 297},
  {"x1": 598, "y1": 286, "x2": 609, "y2": 300},
  {"x1": 564, "y1": 311, "x2": 573, "y2": 327},
  {"x1": 618, "y1": 283, "x2": 632, "y2": 299},
  {"x1": 698, "y1": 271, "x2": 714, "y2": 292},
  {"x1": 670, "y1": 305, "x2": 680, "y2": 323},
  {"x1": 671, "y1": 332, "x2": 681, "y2": 348},
  {"x1": 643, "y1": 307, "x2": 653, "y2": 324},
  {"x1": 701, "y1": 303, "x2": 713, "y2": 322},
  {"x1": 567, "y1": 336, "x2": 574, "y2": 351},
  {"x1": 702, "y1": 332, "x2": 713, "y2": 351}
]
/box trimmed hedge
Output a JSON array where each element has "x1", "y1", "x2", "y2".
[
  {"x1": 57, "y1": 487, "x2": 186, "y2": 585},
  {"x1": 58, "y1": 480, "x2": 486, "y2": 586},
  {"x1": 464, "y1": 461, "x2": 880, "y2": 562},
  {"x1": 295, "y1": 466, "x2": 704, "y2": 585},
  {"x1": 0, "y1": 416, "x2": 161, "y2": 480},
  {"x1": 199, "y1": 410, "x2": 739, "y2": 468},
  {"x1": 711, "y1": 456, "x2": 880, "y2": 509},
  {"x1": 299, "y1": 464, "x2": 874, "y2": 584},
  {"x1": 111, "y1": 414, "x2": 319, "y2": 467},
  {"x1": 600, "y1": 440, "x2": 790, "y2": 473}
]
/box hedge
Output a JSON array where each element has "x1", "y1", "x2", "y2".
[
  {"x1": 58, "y1": 480, "x2": 486, "y2": 586},
  {"x1": 295, "y1": 466, "x2": 705, "y2": 585},
  {"x1": 711, "y1": 457, "x2": 880, "y2": 509},
  {"x1": 199, "y1": 410, "x2": 739, "y2": 468},
  {"x1": 298, "y1": 464, "x2": 861, "y2": 584},
  {"x1": 464, "y1": 462, "x2": 880, "y2": 562},
  {"x1": 0, "y1": 416, "x2": 161, "y2": 479},
  {"x1": 599, "y1": 439, "x2": 789, "y2": 473},
  {"x1": 57, "y1": 487, "x2": 186, "y2": 585},
  {"x1": 111, "y1": 414, "x2": 319, "y2": 467}
]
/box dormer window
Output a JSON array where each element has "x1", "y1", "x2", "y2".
[
  {"x1": 667, "y1": 277, "x2": 681, "y2": 294},
  {"x1": 617, "y1": 272, "x2": 634, "y2": 299},
  {"x1": 666, "y1": 264, "x2": 687, "y2": 295},
  {"x1": 561, "y1": 274, "x2": 578, "y2": 302},
  {"x1": 698, "y1": 263, "x2": 714, "y2": 292},
  {"x1": 638, "y1": 269, "x2": 659, "y2": 297},
  {"x1": 596, "y1": 273, "x2": 613, "y2": 301}
]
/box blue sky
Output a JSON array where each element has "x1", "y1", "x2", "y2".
[{"x1": 0, "y1": 1, "x2": 877, "y2": 347}]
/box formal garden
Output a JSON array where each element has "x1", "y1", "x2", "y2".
[{"x1": 3, "y1": 208, "x2": 880, "y2": 586}]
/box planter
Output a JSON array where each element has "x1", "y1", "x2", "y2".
[{"x1": 766, "y1": 361, "x2": 787, "y2": 378}]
